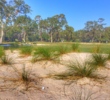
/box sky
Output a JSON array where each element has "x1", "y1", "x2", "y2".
[{"x1": 24, "y1": 0, "x2": 110, "y2": 31}]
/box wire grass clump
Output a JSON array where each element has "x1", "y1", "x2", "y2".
[
  {"x1": 68, "y1": 85, "x2": 101, "y2": 100},
  {"x1": 7, "y1": 64, "x2": 43, "y2": 91},
  {"x1": 92, "y1": 45, "x2": 101, "y2": 53},
  {"x1": 89, "y1": 54, "x2": 108, "y2": 68},
  {"x1": 0, "y1": 55, "x2": 14, "y2": 65},
  {"x1": 50, "y1": 60, "x2": 98, "y2": 80},
  {"x1": 20, "y1": 46, "x2": 33, "y2": 56},
  {"x1": 107, "y1": 52, "x2": 110, "y2": 60},
  {"x1": 0, "y1": 46, "x2": 5, "y2": 58},
  {"x1": 71, "y1": 43, "x2": 80, "y2": 52},
  {"x1": 32, "y1": 46, "x2": 59, "y2": 62},
  {"x1": 53, "y1": 45, "x2": 71, "y2": 55}
]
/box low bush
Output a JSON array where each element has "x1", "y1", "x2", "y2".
[
  {"x1": 0, "y1": 46, "x2": 5, "y2": 58},
  {"x1": 20, "y1": 46, "x2": 33, "y2": 56}
]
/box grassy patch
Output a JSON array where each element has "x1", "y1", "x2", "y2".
[
  {"x1": 0, "y1": 46, "x2": 5, "y2": 58},
  {"x1": 32, "y1": 46, "x2": 59, "y2": 62},
  {"x1": 0, "y1": 55, "x2": 14, "y2": 65},
  {"x1": 20, "y1": 46, "x2": 33, "y2": 56},
  {"x1": 49, "y1": 59, "x2": 98, "y2": 80},
  {"x1": 71, "y1": 42, "x2": 80, "y2": 52},
  {"x1": 89, "y1": 54, "x2": 108, "y2": 68}
]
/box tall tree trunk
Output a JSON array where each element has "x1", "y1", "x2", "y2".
[
  {"x1": 50, "y1": 32, "x2": 53, "y2": 43},
  {"x1": 0, "y1": 22, "x2": 4, "y2": 44},
  {"x1": 22, "y1": 29, "x2": 26, "y2": 42}
]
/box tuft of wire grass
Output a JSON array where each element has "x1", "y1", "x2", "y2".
[
  {"x1": 20, "y1": 46, "x2": 33, "y2": 56},
  {"x1": 0, "y1": 55, "x2": 14, "y2": 65},
  {"x1": 65, "y1": 84, "x2": 101, "y2": 100},
  {"x1": 107, "y1": 53, "x2": 110, "y2": 60},
  {"x1": 0, "y1": 46, "x2": 5, "y2": 58},
  {"x1": 89, "y1": 53, "x2": 108, "y2": 68},
  {"x1": 92, "y1": 45, "x2": 101, "y2": 53},
  {"x1": 32, "y1": 46, "x2": 59, "y2": 62},
  {"x1": 49, "y1": 60, "x2": 98, "y2": 80},
  {"x1": 54, "y1": 45, "x2": 70, "y2": 55},
  {"x1": 4, "y1": 64, "x2": 43, "y2": 91},
  {"x1": 71, "y1": 43, "x2": 79, "y2": 52}
]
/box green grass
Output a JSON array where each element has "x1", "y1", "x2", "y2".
[
  {"x1": 0, "y1": 46, "x2": 5, "y2": 58},
  {"x1": 32, "y1": 46, "x2": 60, "y2": 62},
  {"x1": 49, "y1": 59, "x2": 98, "y2": 80},
  {"x1": 0, "y1": 55, "x2": 14, "y2": 65},
  {"x1": 71, "y1": 42, "x2": 80, "y2": 52},
  {"x1": 20, "y1": 46, "x2": 33, "y2": 56},
  {"x1": 52, "y1": 45, "x2": 71, "y2": 55},
  {"x1": 79, "y1": 43, "x2": 110, "y2": 53},
  {"x1": 89, "y1": 53, "x2": 108, "y2": 68}
]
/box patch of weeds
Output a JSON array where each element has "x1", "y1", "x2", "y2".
[
  {"x1": 32, "y1": 46, "x2": 59, "y2": 63},
  {"x1": 0, "y1": 55, "x2": 14, "y2": 65},
  {"x1": 89, "y1": 53, "x2": 108, "y2": 68},
  {"x1": 4, "y1": 64, "x2": 43, "y2": 91},
  {"x1": 49, "y1": 59, "x2": 99, "y2": 80},
  {"x1": 107, "y1": 53, "x2": 110, "y2": 61},
  {"x1": 20, "y1": 46, "x2": 33, "y2": 56},
  {"x1": 71, "y1": 43, "x2": 79, "y2": 52},
  {"x1": 65, "y1": 84, "x2": 101, "y2": 100},
  {"x1": 0, "y1": 46, "x2": 5, "y2": 58},
  {"x1": 54, "y1": 45, "x2": 70, "y2": 55},
  {"x1": 92, "y1": 45, "x2": 101, "y2": 53}
]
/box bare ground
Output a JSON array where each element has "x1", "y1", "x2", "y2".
[{"x1": 0, "y1": 50, "x2": 110, "y2": 100}]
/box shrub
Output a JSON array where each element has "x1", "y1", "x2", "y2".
[
  {"x1": 20, "y1": 46, "x2": 33, "y2": 56},
  {"x1": 0, "y1": 46, "x2": 5, "y2": 58},
  {"x1": 71, "y1": 43, "x2": 79, "y2": 52},
  {"x1": 50, "y1": 59, "x2": 98, "y2": 80},
  {"x1": 89, "y1": 54, "x2": 108, "y2": 68},
  {"x1": 53, "y1": 45, "x2": 70, "y2": 55},
  {"x1": 0, "y1": 55, "x2": 14, "y2": 65},
  {"x1": 32, "y1": 46, "x2": 59, "y2": 62},
  {"x1": 92, "y1": 45, "x2": 101, "y2": 53},
  {"x1": 9, "y1": 64, "x2": 43, "y2": 91}
]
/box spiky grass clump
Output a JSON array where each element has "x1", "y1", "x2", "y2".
[
  {"x1": 0, "y1": 46, "x2": 5, "y2": 58},
  {"x1": 92, "y1": 45, "x2": 101, "y2": 53},
  {"x1": 67, "y1": 85, "x2": 100, "y2": 100},
  {"x1": 107, "y1": 53, "x2": 110, "y2": 60},
  {"x1": 20, "y1": 46, "x2": 33, "y2": 56},
  {"x1": 89, "y1": 54, "x2": 108, "y2": 68},
  {"x1": 7, "y1": 65, "x2": 43, "y2": 91},
  {"x1": 22, "y1": 66, "x2": 30, "y2": 82},
  {"x1": 0, "y1": 55, "x2": 14, "y2": 65},
  {"x1": 71, "y1": 43, "x2": 79, "y2": 52},
  {"x1": 32, "y1": 46, "x2": 59, "y2": 62},
  {"x1": 67, "y1": 61, "x2": 96, "y2": 78},
  {"x1": 51, "y1": 60, "x2": 97, "y2": 80},
  {"x1": 54, "y1": 45, "x2": 70, "y2": 55}
]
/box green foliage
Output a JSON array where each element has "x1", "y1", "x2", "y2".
[
  {"x1": 89, "y1": 54, "x2": 108, "y2": 68},
  {"x1": 22, "y1": 65, "x2": 30, "y2": 82},
  {"x1": 32, "y1": 46, "x2": 59, "y2": 62},
  {"x1": 92, "y1": 45, "x2": 101, "y2": 53},
  {"x1": 0, "y1": 55, "x2": 13, "y2": 65},
  {"x1": 107, "y1": 53, "x2": 110, "y2": 60},
  {"x1": 0, "y1": 46, "x2": 5, "y2": 57},
  {"x1": 51, "y1": 60, "x2": 97, "y2": 80},
  {"x1": 67, "y1": 60, "x2": 96, "y2": 78},
  {"x1": 71, "y1": 43, "x2": 79, "y2": 52},
  {"x1": 20, "y1": 46, "x2": 33, "y2": 56},
  {"x1": 54, "y1": 45, "x2": 70, "y2": 55}
]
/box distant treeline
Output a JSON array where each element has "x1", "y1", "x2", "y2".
[{"x1": 0, "y1": 0, "x2": 110, "y2": 43}]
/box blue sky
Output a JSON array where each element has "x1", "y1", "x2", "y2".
[{"x1": 24, "y1": 0, "x2": 110, "y2": 31}]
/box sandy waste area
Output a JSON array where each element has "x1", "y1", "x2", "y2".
[{"x1": 0, "y1": 50, "x2": 110, "y2": 100}]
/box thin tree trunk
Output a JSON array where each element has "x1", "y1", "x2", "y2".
[
  {"x1": 50, "y1": 32, "x2": 53, "y2": 43},
  {"x1": 0, "y1": 22, "x2": 4, "y2": 44}
]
